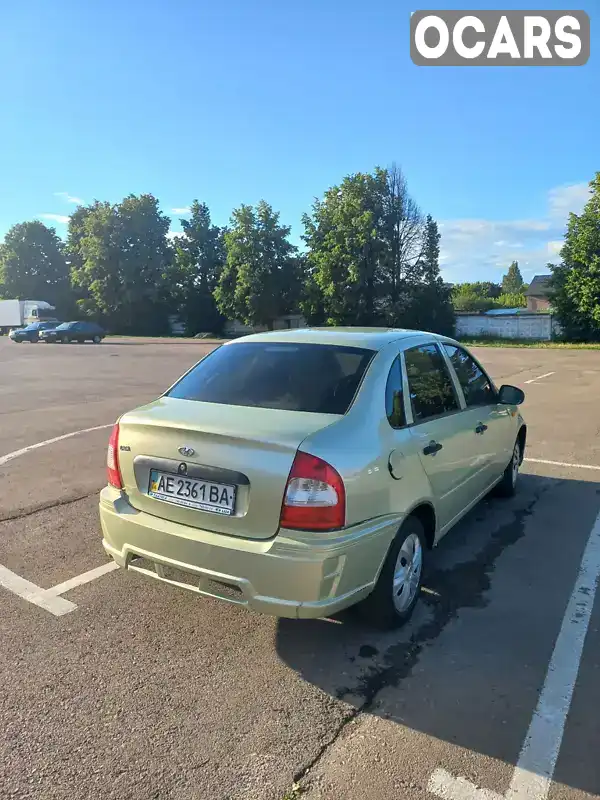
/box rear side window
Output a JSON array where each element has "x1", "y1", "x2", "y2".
[
  {"x1": 385, "y1": 356, "x2": 406, "y2": 429},
  {"x1": 443, "y1": 344, "x2": 496, "y2": 407},
  {"x1": 405, "y1": 344, "x2": 459, "y2": 423},
  {"x1": 167, "y1": 342, "x2": 376, "y2": 415}
]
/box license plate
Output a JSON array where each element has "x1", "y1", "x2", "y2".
[{"x1": 148, "y1": 470, "x2": 236, "y2": 515}]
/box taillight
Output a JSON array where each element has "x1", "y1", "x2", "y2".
[
  {"x1": 280, "y1": 451, "x2": 346, "y2": 531},
  {"x1": 106, "y1": 423, "x2": 122, "y2": 489}
]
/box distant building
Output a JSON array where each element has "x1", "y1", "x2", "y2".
[
  {"x1": 525, "y1": 275, "x2": 552, "y2": 312},
  {"x1": 223, "y1": 313, "x2": 307, "y2": 337}
]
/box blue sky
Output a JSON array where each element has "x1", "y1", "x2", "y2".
[{"x1": 0, "y1": 0, "x2": 597, "y2": 283}]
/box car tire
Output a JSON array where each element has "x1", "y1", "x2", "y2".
[
  {"x1": 494, "y1": 437, "x2": 522, "y2": 498},
  {"x1": 358, "y1": 516, "x2": 426, "y2": 630},
  {"x1": 93, "y1": 335, "x2": 101, "y2": 344}
]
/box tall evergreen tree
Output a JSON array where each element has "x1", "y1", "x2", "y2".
[
  {"x1": 502, "y1": 261, "x2": 524, "y2": 294},
  {"x1": 401, "y1": 215, "x2": 455, "y2": 335}
]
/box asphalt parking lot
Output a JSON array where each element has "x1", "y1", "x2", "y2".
[{"x1": 1, "y1": 336, "x2": 599, "y2": 800}]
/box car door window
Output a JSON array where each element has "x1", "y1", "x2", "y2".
[
  {"x1": 385, "y1": 356, "x2": 406, "y2": 429},
  {"x1": 405, "y1": 344, "x2": 459, "y2": 423},
  {"x1": 443, "y1": 345, "x2": 496, "y2": 407}
]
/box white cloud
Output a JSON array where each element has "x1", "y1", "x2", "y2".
[
  {"x1": 171, "y1": 207, "x2": 191, "y2": 214},
  {"x1": 547, "y1": 240, "x2": 563, "y2": 255},
  {"x1": 547, "y1": 182, "x2": 589, "y2": 220},
  {"x1": 54, "y1": 192, "x2": 83, "y2": 205},
  {"x1": 40, "y1": 213, "x2": 70, "y2": 224},
  {"x1": 440, "y1": 181, "x2": 589, "y2": 283}
]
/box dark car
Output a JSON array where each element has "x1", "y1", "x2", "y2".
[
  {"x1": 9, "y1": 321, "x2": 61, "y2": 343},
  {"x1": 40, "y1": 321, "x2": 106, "y2": 344}
]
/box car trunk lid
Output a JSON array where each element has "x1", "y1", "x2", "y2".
[{"x1": 116, "y1": 397, "x2": 339, "y2": 540}]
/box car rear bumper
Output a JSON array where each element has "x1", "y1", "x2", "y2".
[{"x1": 99, "y1": 486, "x2": 401, "y2": 619}]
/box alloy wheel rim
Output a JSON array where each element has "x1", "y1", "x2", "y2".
[
  {"x1": 512, "y1": 442, "x2": 520, "y2": 486},
  {"x1": 392, "y1": 533, "x2": 422, "y2": 613}
]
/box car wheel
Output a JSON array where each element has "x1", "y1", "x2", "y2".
[
  {"x1": 93, "y1": 335, "x2": 101, "y2": 344},
  {"x1": 358, "y1": 516, "x2": 426, "y2": 629},
  {"x1": 495, "y1": 437, "x2": 521, "y2": 498}
]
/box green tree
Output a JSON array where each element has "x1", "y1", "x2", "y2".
[
  {"x1": 64, "y1": 203, "x2": 101, "y2": 318},
  {"x1": 406, "y1": 215, "x2": 455, "y2": 335},
  {"x1": 502, "y1": 261, "x2": 524, "y2": 294},
  {"x1": 300, "y1": 257, "x2": 327, "y2": 326},
  {"x1": 377, "y1": 165, "x2": 425, "y2": 320},
  {"x1": 302, "y1": 171, "x2": 384, "y2": 325},
  {"x1": 166, "y1": 201, "x2": 225, "y2": 335},
  {"x1": 303, "y1": 166, "x2": 453, "y2": 334},
  {"x1": 451, "y1": 289, "x2": 494, "y2": 312},
  {"x1": 70, "y1": 194, "x2": 172, "y2": 334},
  {"x1": 451, "y1": 281, "x2": 504, "y2": 312},
  {"x1": 550, "y1": 174, "x2": 600, "y2": 341},
  {"x1": 496, "y1": 292, "x2": 526, "y2": 308},
  {"x1": 215, "y1": 201, "x2": 300, "y2": 329},
  {"x1": 0, "y1": 220, "x2": 70, "y2": 308}
]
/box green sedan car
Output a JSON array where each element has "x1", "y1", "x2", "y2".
[{"x1": 100, "y1": 328, "x2": 526, "y2": 628}]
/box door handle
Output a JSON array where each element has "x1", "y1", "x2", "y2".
[
  {"x1": 423, "y1": 440, "x2": 443, "y2": 456},
  {"x1": 475, "y1": 423, "x2": 488, "y2": 434}
]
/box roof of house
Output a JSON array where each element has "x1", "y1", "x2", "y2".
[
  {"x1": 525, "y1": 275, "x2": 552, "y2": 297},
  {"x1": 484, "y1": 308, "x2": 523, "y2": 315}
]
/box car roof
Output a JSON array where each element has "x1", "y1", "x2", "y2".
[{"x1": 228, "y1": 327, "x2": 454, "y2": 351}]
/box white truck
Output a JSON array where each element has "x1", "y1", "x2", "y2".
[{"x1": 0, "y1": 300, "x2": 59, "y2": 335}]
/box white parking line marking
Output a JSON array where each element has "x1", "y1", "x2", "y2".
[
  {"x1": 524, "y1": 372, "x2": 555, "y2": 385},
  {"x1": 0, "y1": 561, "x2": 119, "y2": 615},
  {"x1": 0, "y1": 424, "x2": 112, "y2": 467},
  {"x1": 46, "y1": 561, "x2": 119, "y2": 597},
  {"x1": 0, "y1": 564, "x2": 77, "y2": 616},
  {"x1": 525, "y1": 458, "x2": 600, "y2": 472},
  {"x1": 429, "y1": 507, "x2": 600, "y2": 800}
]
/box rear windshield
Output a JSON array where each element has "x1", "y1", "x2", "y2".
[{"x1": 167, "y1": 341, "x2": 376, "y2": 414}]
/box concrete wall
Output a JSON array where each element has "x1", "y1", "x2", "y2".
[{"x1": 456, "y1": 313, "x2": 559, "y2": 340}]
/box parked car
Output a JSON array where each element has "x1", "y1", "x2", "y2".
[
  {"x1": 40, "y1": 321, "x2": 105, "y2": 344},
  {"x1": 9, "y1": 321, "x2": 62, "y2": 343},
  {"x1": 99, "y1": 328, "x2": 526, "y2": 628}
]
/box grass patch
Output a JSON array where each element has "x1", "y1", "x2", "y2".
[{"x1": 459, "y1": 336, "x2": 600, "y2": 350}]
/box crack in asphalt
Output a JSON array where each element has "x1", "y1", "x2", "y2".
[
  {"x1": 0, "y1": 491, "x2": 98, "y2": 523},
  {"x1": 292, "y1": 483, "x2": 550, "y2": 790}
]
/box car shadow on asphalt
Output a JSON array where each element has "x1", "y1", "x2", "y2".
[{"x1": 275, "y1": 473, "x2": 600, "y2": 796}]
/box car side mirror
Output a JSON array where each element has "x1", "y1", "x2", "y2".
[{"x1": 497, "y1": 384, "x2": 525, "y2": 405}]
